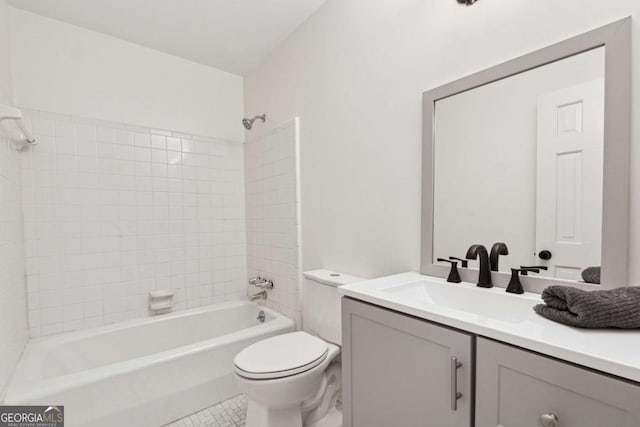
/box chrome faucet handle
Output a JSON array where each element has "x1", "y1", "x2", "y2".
[
  {"x1": 248, "y1": 276, "x2": 263, "y2": 285},
  {"x1": 255, "y1": 279, "x2": 274, "y2": 290},
  {"x1": 248, "y1": 276, "x2": 274, "y2": 289},
  {"x1": 250, "y1": 290, "x2": 268, "y2": 301}
]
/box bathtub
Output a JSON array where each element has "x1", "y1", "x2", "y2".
[{"x1": 4, "y1": 301, "x2": 294, "y2": 427}]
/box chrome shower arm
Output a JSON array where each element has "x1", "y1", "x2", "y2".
[{"x1": 242, "y1": 114, "x2": 266, "y2": 130}]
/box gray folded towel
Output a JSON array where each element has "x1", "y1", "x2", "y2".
[
  {"x1": 533, "y1": 285, "x2": 640, "y2": 328},
  {"x1": 581, "y1": 266, "x2": 601, "y2": 284}
]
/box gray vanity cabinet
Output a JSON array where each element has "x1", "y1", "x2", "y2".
[
  {"x1": 342, "y1": 298, "x2": 473, "y2": 427},
  {"x1": 476, "y1": 338, "x2": 640, "y2": 427}
]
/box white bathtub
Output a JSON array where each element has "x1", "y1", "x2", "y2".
[{"x1": 4, "y1": 301, "x2": 294, "y2": 427}]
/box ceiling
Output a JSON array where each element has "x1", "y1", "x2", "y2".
[{"x1": 9, "y1": 0, "x2": 326, "y2": 75}]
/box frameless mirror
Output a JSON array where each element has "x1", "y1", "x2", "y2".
[
  {"x1": 421, "y1": 19, "x2": 631, "y2": 291},
  {"x1": 433, "y1": 47, "x2": 605, "y2": 282}
]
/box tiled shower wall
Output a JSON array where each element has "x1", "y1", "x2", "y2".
[
  {"x1": 21, "y1": 110, "x2": 247, "y2": 337},
  {"x1": 0, "y1": 134, "x2": 28, "y2": 394},
  {"x1": 245, "y1": 119, "x2": 301, "y2": 325}
]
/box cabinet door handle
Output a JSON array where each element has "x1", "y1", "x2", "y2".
[
  {"x1": 450, "y1": 356, "x2": 463, "y2": 410},
  {"x1": 539, "y1": 413, "x2": 558, "y2": 427}
]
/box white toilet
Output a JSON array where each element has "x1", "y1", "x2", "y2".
[{"x1": 234, "y1": 270, "x2": 364, "y2": 427}]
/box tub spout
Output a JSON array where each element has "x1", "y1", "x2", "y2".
[{"x1": 250, "y1": 291, "x2": 268, "y2": 301}]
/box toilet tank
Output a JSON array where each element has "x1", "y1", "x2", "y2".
[{"x1": 302, "y1": 270, "x2": 365, "y2": 345}]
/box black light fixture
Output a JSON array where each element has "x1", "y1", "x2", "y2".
[{"x1": 457, "y1": 0, "x2": 478, "y2": 5}]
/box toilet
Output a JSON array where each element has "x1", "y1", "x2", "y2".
[{"x1": 234, "y1": 269, "x2": 364, "y2": 427}]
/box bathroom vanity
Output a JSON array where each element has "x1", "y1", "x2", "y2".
[
  {"x1": 339, "y1": 273, "x2": 640, "y2": 427},
  {"x1": 339, "y1": 16, "x2": 638, "y2": 427}
]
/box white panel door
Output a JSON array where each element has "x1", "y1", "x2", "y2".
[{"x1": 536, "y1": 79, "x2": 604, "y2": 280}]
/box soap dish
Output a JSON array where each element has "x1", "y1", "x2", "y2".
[{"x1": 148, "y1": 290, "x2": 174, "y2": 314}]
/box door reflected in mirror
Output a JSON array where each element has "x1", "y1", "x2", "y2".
[{"x1": 432, "y1": 47, "x2": 605, "y2": 283}]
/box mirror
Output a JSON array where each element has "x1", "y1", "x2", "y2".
[
  {"x1": 421, "y1": 18, "x2": 631, "y2": 291},
  {"x1": 433, "y1": 47, "x2": 605, "y2": 282}
]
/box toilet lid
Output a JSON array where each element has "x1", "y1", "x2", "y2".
[{"x1": 234, "y1": 331, "x2": 328, "y2": 380}]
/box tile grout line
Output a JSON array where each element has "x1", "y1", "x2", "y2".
[{"x1": 165, "y1": 394, "x2": 247, "y2": 427}]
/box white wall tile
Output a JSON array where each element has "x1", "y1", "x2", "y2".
[
  {"x1": 0, "y1": 133, "x2": 28, "y2": 394},
  {"x1": 245, "y1": 119, "x2": 301, "y2": 325},
  {"x1": 22, "y1": 109, "x2": 247, "y2": 336}
]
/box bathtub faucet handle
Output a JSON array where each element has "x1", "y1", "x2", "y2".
[
  {"x1": 248, "y1": 276, "x2": 274, "y2": 290},
  {"x1": 248, "y1": 276, "x2": 263, "y2": 285}
]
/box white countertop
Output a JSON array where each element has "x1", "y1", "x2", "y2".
[{"x1": 338, "y1": 272, "x2": 640, "y2": 382}]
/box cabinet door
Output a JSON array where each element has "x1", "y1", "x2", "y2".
[
  {"x1": 476, "y1": 338, "x2": 640, "y2": 427},
  {"x1": 342, "y1": 298, "x2": 473, "y2": 427}
]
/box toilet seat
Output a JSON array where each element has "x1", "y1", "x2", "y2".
[{"x1": 234, "y1": 331, "x2": 329, "y2": 380}]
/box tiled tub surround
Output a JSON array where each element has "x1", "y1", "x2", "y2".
[
  {"x1": 0, "y1": 134, "x2": 28, "y2": 394},
  {"x1": 245, "y1": 119, "x2": 302, "y2": 324},
  {"x1": 20, "y1": 110, "x2": 248, "y2": 337}
]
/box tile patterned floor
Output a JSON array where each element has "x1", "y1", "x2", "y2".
[{"x1": 166, "y1": 394, "x2": 247, "y2": 427}]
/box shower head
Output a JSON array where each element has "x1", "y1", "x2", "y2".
[{"x1": 242, "y1": 114, "x2": 266, "y2": 130}]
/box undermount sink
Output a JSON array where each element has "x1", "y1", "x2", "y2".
[{"x1": 382, "y1": 279, "x2": 540, "y2": 323}]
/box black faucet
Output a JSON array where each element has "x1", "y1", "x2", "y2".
[
  {"x1": 466, "y1": 244, "x2": 492, "y2": 288},
  {"x1": 490, "y1": 242, "x2": 509, "y2": 272},
  {"x1": 519, "y1": 265, "x2": 548, "y2": 276},
  {"x1": 506, "y1": 267, "x2": 541, "y2": 294},
  {"x1": 437, "y1": 258, "x2": 462, "y2": 283}
]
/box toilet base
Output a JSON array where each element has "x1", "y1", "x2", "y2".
[
  {"x1": 242, "y1": 360, "x2": 342, "y2": 427},
  {"x1": 303, "y1": 361, "x2": 341, "y2": 426},
  {"x1": 245, "y1": 402, "x2": 303, "y2": 427},
  {"x1": 245, "y1": 400, "x2": 342, "y2": 427},
  {"x1": 308, "y1": 407, "x2": 342, "y2": 427}
]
